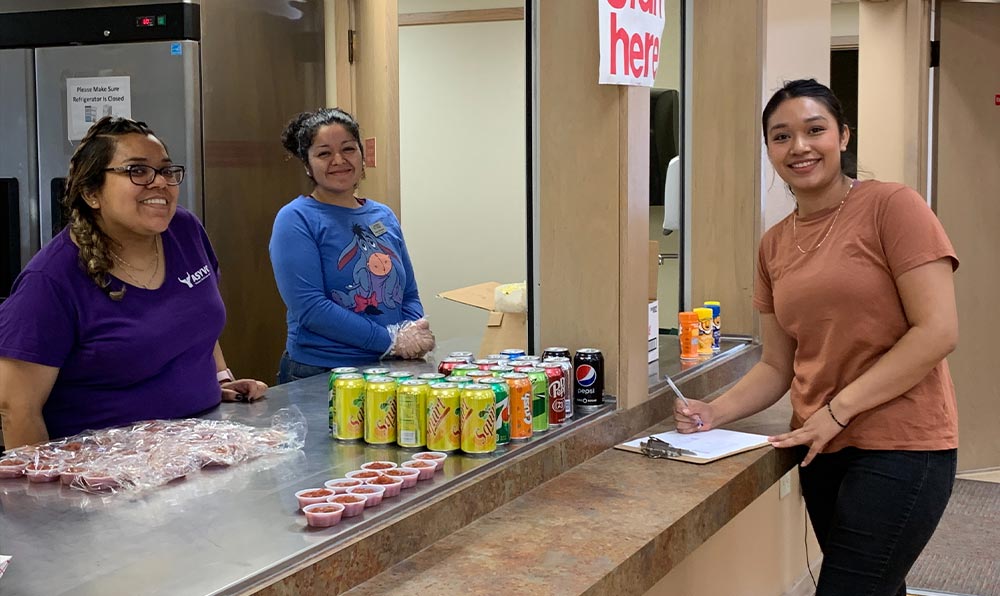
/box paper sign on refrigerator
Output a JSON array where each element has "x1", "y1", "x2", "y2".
[
  {"x1": 66, "y1": 76, "x2": 132, "y2": 141},
  {"x1": 598, "y1": 0, "x2": 665, "y2": 87}
]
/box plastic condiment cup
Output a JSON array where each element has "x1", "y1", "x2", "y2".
[
  {"x1": 60, "y1": 466, "x2": 88, "y2": 486},
  {"x1": 0, "y1": 459, "x2": 27, "y2": 479},
  {"x1": 324, "y1": 478, "x2": 364, "y2": 493},
  {"x1": 412, "y1": 452, "x2": 448, "y2": 470},
  {"x1": 366, "y1": 474, "x2": 404, "y2": 497},
  {"x1": 79, "y1": 473, "x2": 119, "y2": 491},
  {"x1": 345, "y1": 469, "x2": 383, "y2": 481},
  {"x1": 382, "y1": 467, "x2": 420, "y2": 489},
  {"x1": 24, "y1": 463, "x2": 61, "y2": 483},
  {"x1": 302, "y1": 502, "x2": 346, "y2": 528},
  {"x1": 295, "y1": 487, "x2": 336, "y2": 510},
  {"x1": 346, "y1": 484, "x2": 386, "y2": 507},
  {"x1": 326, "y1": 493, "x2": 366, "y2": 517},
  {"x1": 360, "y1": 460, "x2": 398, "y2": 471},
  {"x1": 401, "y1": 460, "x2": 436, "y2": 481}
]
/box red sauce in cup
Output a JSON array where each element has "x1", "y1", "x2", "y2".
[
  {"x1": 301, "y1": 489, "x2": 333, "y2": 498},
  {"x1": 408, "y1": 460, "x2": 435, "y2": 468},
  {"x1": 383, "y1": 469, "x2": 415, "y2": 477},
  {"x1": 369, "y1": 475, "x2": 401, "y2": 485},
  {"x1": 363, "y1": 461, "x2": 395, "y2": 470},
  {"x1": 351, "y1": 470, "x2": 381, "y2": 479},
  {"x1": 309, "y1": 505, "x2": 343, "y2": 513},
  {"x1": 330, "y1": 495, "x2": 365, "y2": 504},
  {"x1": 352, "y1": 487, "x2": 380, "y2": 494}
]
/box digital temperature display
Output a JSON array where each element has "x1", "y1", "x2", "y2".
[{"x1": 136, "y1": 16, "x2": 155, "y2": 27}]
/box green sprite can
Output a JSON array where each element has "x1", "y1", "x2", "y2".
[
  {"x1": 331, "y1": 373, "x2": 365, "y2": 441},
  {"x1": 362, "y1": 367, "x2": 391, "y2": 380},
  {"x1": 364, "y1": 376, "x2": 397, "y2": 444},
  {"x1": 445, "y1": 374, "x2": 473, "y2": 386},
  {"x1": 466, "y1": 370, "x2": 493, "y2": 382},
  {"x1": 397, "y1": 379, "x2": 429, "y2": 448},
  {"x1": 387, "y1": 371, "x2": 414, "y2": 385},
  {"x1": 477, "y1": 378, "x2": 511, "y2": 445},
  {"x1": 451, "y1": 364, "x2": 480, "y2": 377},
  {"x1": 418, "y1": 372, "x2": 446, "y2": 383},
  {"x1": 523, "y1": 367, "x2": 550, "y2": 433},
  {"x1": 328, "y1": 367, "x2": 360, "y2": 437}
]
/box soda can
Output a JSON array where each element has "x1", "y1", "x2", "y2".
[
  {"x1": 447, "y1": 351, "x2": 475, "y2": 363},
  {"x1": 485, "y1": 354, "x2": 505, "y2": 360},
  {"x1": 397, "y1": 380, "x2": 429, "y2": 448},
  {"x1": 543, "y1": 357, "x2": 574, "y2": 419},
  {"x1": 452, "y1": 363, "x2": 481, "y2": 376},
  {"x1": 387, "y1": 371, "x2": 414, "y2": 385},
  {"x1": 522, "y1": 368, "x2": 549, "y2": 433},
  {"x1": 499, "y1": 348, "x2": 525, "y2": 361},
  {"x1": 445, "y1": 374, "x2": 473, "y2": 386},
  {"x1": 515, "y1": 355, "x2": 542, "y2": 364},
  {"x1": 364, "y1": 376, "x2": 397, "y2": 444},
  {"x1": 418, "y1": 372, "x2": 446, "y2": 383},
  {"x1": 331, "y1": 372, "x2": 365, "y2": 441},
  {"x1": 540, "y1": 363, "x2": 567, "y2": 426},
  {"x1": 427, "y1": 382, "x2": 461, "y2": 452},
  {"x1": 328, "y1": 366, "x2": 360, "y2": 436},
  {"x1": 501, "y1": 373, "x2": 533, "y2": 441},
  {"x1": 473, "y1": 358, "x2": 499, "y2": 371},
  {"x1": 541, "y1": 347, "x2": 571, "y2": 361},
  {"x1": 437, "y1": 357, "x2": 468, "y2": 376},
  {"x1": 362, "y1": 367, "x2": 391, "y2": 380},
  {"x1": 466, "y1": 370, "x2": 494, "y2": 382},
  {"x1": 477, "y1": 377, "x2": 511, "y2": 445},
  {"x1": 574, "y1": 348, "x2": 605, "y2": 408},
  {"x1": 488, "y1": 365, "x2": 515, "y2": 377},
  {"x1": 511, "y1": 363, "x2": 535, "y2": 373},
  {"x1": 460, "y1": 385, "x2": 497, "y2": 454}
]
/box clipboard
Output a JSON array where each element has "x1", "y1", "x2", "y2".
[{"x1": 615, "y1": 429, "x2": 771, "y2": 464}]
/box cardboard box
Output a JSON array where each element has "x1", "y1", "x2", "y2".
[
  {"x1": 649, "y1": 241, "x2": 659, "y2": 301},
  {"x1": 438, "y1": 281, "x2": 527, "y2": 358},
  {"x1": 648, "y1": 299, "x2": 659, "y2": 363}
]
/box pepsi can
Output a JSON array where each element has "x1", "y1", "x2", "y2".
[
  {"x1": 573, "y1": 348, "x2": 604, "y2": 407},
  {"x1": 541, "y1": 347, "x2": 571, "y2": 361}
]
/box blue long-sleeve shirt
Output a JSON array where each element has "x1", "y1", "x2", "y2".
[{"x1": 269, "y1": 196, "x2": 424, "y2": 367}]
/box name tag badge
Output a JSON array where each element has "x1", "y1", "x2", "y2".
[{"x1": 369, "y1": 221, "x2": 387, "y2": 237}]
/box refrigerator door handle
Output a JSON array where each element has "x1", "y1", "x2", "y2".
[
  {"x1": 50, "y1": 177, "x2": 66, "y2": 237},
  {"x1": 1, "y1": 178, "x2": 21, "y2": 302}
]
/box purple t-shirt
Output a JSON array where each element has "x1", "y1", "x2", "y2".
[{"x1": 0, "y1": 207, "x2": 225, "y2": 439}]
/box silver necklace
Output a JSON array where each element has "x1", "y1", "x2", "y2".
[{"x1": 792, "y1": 179, "x2": 855, "y2": 254}]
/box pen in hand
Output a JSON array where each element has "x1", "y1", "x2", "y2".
[{"x1": 665, "y1": 375, "x2": 704, "y2": 429}]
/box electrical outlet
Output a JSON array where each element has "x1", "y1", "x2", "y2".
[{"x1": 779, "y1": 472, "x2": 792, "y2": 499}]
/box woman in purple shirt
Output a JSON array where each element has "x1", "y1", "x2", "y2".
[{"x1": 0, "y1": 117, "x2": 267, "y2": 450}]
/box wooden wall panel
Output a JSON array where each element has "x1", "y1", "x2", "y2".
[
  {"x1": 537, "y1": 0, "x2": 648, "y2": 406},
  {"x1": 353, "y1": 0, "x2": 401, "y2": 216},
  {"x1": 935, "y1": 3, "x2": 1000, "y2": 471},
  {"x1": 690, "y1": 0, "x2": 763, "y2": 335}
]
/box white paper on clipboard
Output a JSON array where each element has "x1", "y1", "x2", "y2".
[{"x1": 616, "y1": 429, "x2": 771, "y2": 464}]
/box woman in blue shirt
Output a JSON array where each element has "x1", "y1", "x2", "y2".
[{"x1": 270, "y1": 108, "x2": 435, "y2": 382}]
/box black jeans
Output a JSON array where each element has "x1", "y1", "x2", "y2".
[
  {"x1": 276, "y1": 351, "x2": 330, "y2": 385},
  {"x1": 799, "y1": 447, "x2": 957, "y2": 596}
]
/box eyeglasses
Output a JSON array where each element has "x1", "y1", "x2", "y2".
[{"x1": 104, "y1": 164, "x2": 186, "y2": 186}]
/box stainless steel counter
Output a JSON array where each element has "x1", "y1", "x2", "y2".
[
  {"x1": 0, "y1": 361, "x2": 614, "y2": 596},
  {"x1": 649, "y1": 336, "x2": 755, "y2": 393}
]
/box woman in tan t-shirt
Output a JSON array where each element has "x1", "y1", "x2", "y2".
[{"x1": 675, "y1": 79, "x2": 958, "y2": 596}]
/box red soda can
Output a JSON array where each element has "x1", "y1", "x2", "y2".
[
  {"x1": 473, "y1": 359, "x2": 498, "y2": 371},
  {"x1": 437, "y1": 357, "x2": 468, "y2": 376},
  {"x1": 511, "y1": 363, "x2": 535, "y2": 372},
  {"x1": 543, "y1": 356, "x2": 574, "y2": 419},
  {"x1": 488, "y1": 365, "x2": 514, "y2": 377},
  {"x1": 501, "y1": 372, "x2": 533, "y2": 440},
  {"x1": 447, "y1": 351, "x2": 475, "y2": 363},
  {"x1": 541, "y1": 363, "x2": 566, "y2": 425}
]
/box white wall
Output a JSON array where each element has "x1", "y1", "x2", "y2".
[
  {"x1": 399, "y1": 15, "x2": 526, "y2": 356},
  {"x1": 831, "y1": 2, "x2": 859, "y2": 38},
  {"x1": 858, "y1": 0, "x2": 908, "y2": 184},
  {"x1": 761, "y1": 0, "x2": 832, "y2": 231}
]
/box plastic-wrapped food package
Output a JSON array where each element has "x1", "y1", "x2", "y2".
[{"x1": 0, "y1": 407, "x2": 306, "y2": 494}]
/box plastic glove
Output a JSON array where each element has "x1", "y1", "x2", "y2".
[{"x1": 384, "y1": 319, "x2": 435, "y2": 360}]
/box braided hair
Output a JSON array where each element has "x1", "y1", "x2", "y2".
[{"x1": 63, "y1": 117, "x2": 161, "y2": 301}]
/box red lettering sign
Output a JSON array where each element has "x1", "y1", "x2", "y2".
[
  {"x1": 609, "y1": 12, "x2": 661, "y2": 78},
  {"x1": 995, "y1": 94, "x2": 1000, "y2": 106}
]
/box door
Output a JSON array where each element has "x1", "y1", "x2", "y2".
[
  {"x1": 934, "y1": 1, "x2": 1000, "y2": 471},
  {"x1": 34, "y1": 40, "x2": 201, "y2": 245},
  {"x1": 0, "y1": 48, "x2": 37, "y2": 301}
]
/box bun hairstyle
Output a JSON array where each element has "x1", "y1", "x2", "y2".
[
  {"x1": 280, "y1": 108, "x2": 364, "y2": 181},
  {"x1": 64, "y1": 117, "x2": 162, "y2": 301},
  {"x1": 761, "y1": 78, "x2": 856, "y2": 178}
]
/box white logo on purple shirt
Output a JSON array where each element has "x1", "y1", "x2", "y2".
[{"x1": 178, "y1": 265, "x2": 212, "y2": 289}]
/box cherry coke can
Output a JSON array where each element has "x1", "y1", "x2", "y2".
[
  {"x1": 573, "y1": 348, "x2": 604, "y2": 407},
  {"x1": 541, "y1": 363, "x2": 566, "y2": 425},
  {"x1": 438, "y1": 357, "x2": 468, "y2": 376}
]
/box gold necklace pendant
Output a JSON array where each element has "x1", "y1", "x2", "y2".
[
  {"x1": 110, "y1": 238, "x2": 160, "y2": 288},
  {"x1": 792, "y1": 179, "x2": 855, "y2": 254}
]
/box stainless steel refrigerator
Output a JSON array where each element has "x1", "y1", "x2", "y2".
[{"x1": 0, "y1": 0, "x2": 325, "y2": 380}]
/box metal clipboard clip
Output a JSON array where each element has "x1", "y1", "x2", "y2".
[{"x1": 639, "y1": 435, "x2": 698, "y2": 459}]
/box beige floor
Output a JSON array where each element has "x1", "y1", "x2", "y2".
[{"x1": 956, "y1": 468, "x2": 1000, "y2": 484}]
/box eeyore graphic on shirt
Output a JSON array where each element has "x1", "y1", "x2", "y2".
[{"x1": 331, "y1": 223, "x2": 403, "y2": 315}]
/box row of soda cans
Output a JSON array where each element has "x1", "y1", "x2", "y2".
[{"x1": 327, "y1": 347, "x2": 605, "y2": 454}]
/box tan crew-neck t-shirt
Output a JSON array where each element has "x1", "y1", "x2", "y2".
[{"x1": 754, "y1": 180, "x2": 959, "y2": 452}]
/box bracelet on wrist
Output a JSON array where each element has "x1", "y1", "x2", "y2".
[
  {"x1": 217, "y1": 368, "x2": 235, "y2": 384},
  {"x1": 826, "y1": 402, "x2": 848, "y2": 429}
]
